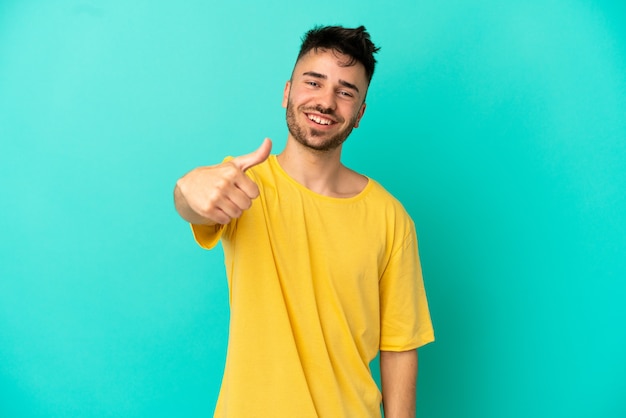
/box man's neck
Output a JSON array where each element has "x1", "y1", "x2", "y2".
[{"x1": 276, "y1": 138, "x2": 367, "y2": 198}]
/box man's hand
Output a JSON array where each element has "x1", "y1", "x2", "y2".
[{"x1": 174, "y1": 138, "x2": 272, "y2": 225}]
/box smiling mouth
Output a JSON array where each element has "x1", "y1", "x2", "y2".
[{"x1": 306, "y1": 113, "x2": 335, "y2": 126}]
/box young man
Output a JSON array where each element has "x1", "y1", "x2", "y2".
[{"x1": 174, "y1": 25, "x2": 434, "y2": 418}]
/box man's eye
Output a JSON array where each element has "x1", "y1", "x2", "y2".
[
  {"x1": 306, "y1": 81, "x2": 319, "y2": 87},
  {"x1": 339, "y1": 91, "x2": 353, "y2": 97}
]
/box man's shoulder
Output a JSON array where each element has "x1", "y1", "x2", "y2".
[
  {"x1": 366, "y1": 178, "x2": 407, "y2": 206},
  {"x1": 364, "y1": 178, "x2": 414, "y2": 221}
]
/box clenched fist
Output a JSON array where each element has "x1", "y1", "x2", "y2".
[{"x1": 174, "y1": 138, "x2": 272, "y2": 225}]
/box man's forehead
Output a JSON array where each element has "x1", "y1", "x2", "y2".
[{"x1": 293, "y1": 49, "x2": 367, "y2": 84}]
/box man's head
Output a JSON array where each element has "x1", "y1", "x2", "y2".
[
  {"x1": 295, "y1": 25, "x2": 380, "y2": 85},
  {"x1": 283, "y1": 26, "x2": 380, "y2": 153}
]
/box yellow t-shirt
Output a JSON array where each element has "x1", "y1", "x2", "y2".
[{"x1": 192, "y1": 155, "x2": 434, "y2": 418}]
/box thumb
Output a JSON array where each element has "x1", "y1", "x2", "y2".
[{"x1": 231, "y1": 138, "x2": 273, "y2": 171}]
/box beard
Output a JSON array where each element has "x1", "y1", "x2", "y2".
[{"x1": 285, "y1": 99, "x2": 359, "y2": 152}]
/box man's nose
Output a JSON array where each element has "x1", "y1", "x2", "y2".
[{"x1": 316, "y1": 88, "x2": 337, "y2": 112}]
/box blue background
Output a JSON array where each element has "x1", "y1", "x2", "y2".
[{"x1": 1, "y1": 1, "x2": 625, "y2": 417}]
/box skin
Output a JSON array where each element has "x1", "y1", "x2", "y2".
[
  {"x1": 381, "y1": 349, "x2": 418, "y2": 418},
  {"x1": 174, "y1": 48, "x2": 418, "y2": 416},
  {"x1": 174, "y1": 139, "x2": 271, "y2": 226},
  {"x1": 284, "y1": 49, "x2": 365, "y2": 153},
  {"x1": 277, "y1": 48, "x2": 368, "y2": 197}
]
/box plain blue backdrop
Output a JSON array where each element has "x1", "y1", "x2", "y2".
[{"x1": 1, "y1": 1, "x2": 625, "y2": 417}]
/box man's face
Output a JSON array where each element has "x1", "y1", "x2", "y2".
[{"x1": 282, "y1": 49, "x2": 368, "y2": 152}]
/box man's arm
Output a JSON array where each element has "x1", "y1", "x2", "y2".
[
  {"x1": 173, "y1": 139, "x2": 272, "y2": 225},
  {"x1": 380, "y1": 349, "x2": 418, "y2": 418}
]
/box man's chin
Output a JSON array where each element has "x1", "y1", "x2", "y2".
[
  {"x1": 287, "y1": 123, "x2": 349, "y2": 152},
  {"x1": 302, "y1": 137, "x2": 346, "y2": 152}
]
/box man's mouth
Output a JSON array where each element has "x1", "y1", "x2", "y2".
[{"x1": 306, "y1": 113, "x2": 335, "y2": 126}]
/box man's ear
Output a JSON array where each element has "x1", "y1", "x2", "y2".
[
  {"x1": 353, "y1": 103, "x2": 367, "y2": 128},
  {"x1": 282, "y1": 81, "x2": 291, "y2": 108}
]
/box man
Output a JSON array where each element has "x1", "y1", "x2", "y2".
[{"x1": 174, "y1": 25, "x2": 434, "y2": 418}]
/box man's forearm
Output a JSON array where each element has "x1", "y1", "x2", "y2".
[{"x1": 380, "y1": 349, "x2": 418, "y2": 418}]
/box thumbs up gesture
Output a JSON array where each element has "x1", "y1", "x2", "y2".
[{"x1": 174, "y1": 138, "x2": 272, "y2": 225}]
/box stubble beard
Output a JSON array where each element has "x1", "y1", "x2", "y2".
[{"x1": 285, "y1": 99, "x2": 358, "y2": 152}]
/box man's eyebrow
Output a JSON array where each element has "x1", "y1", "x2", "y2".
[
  {"x1": 303, "y1": 71, "x2": 326, "y2": 80},
  {"x1": 302, "y1": 71, "x2": 360, "y2": 94},
  {"x1": 339, "y1": 79, "x2": 360, "y2": 94}
]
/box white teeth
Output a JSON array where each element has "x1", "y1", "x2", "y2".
[{"x1": 308, "y1": 114, "x2": 332, "y2": 125}]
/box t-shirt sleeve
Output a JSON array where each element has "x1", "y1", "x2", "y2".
[
  {"x1": 379, "y1": 225, "x2": 434, "y2": 351},
  {"x1": 191, "y1": 223, "x2": 226, "y2": 250}
]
